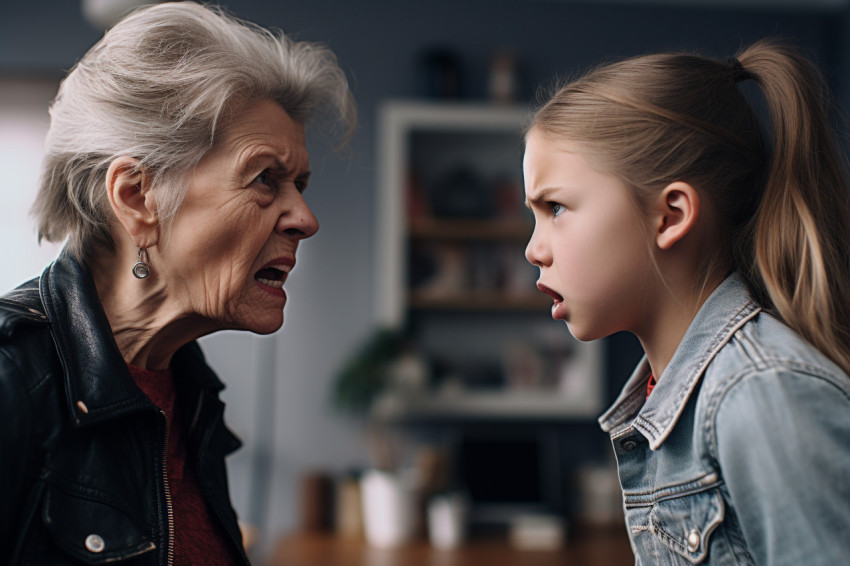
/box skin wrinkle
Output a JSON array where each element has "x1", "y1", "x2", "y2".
[{"x1": 95, "y1": 99, "x2": 317, "y2": 370}]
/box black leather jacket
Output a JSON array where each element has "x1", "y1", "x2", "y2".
[{"x1": 0, "y1": 252, "x2": 250, "y2": 565}]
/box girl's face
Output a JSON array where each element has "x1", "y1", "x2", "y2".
[{"x1": 523, "y1": 130, "x2": 656, "y2": 341}]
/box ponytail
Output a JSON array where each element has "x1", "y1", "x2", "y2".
[{"x1": 736, "y1": 41, "x2": 850, "y2": 376}]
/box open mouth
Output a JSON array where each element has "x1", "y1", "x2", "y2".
[
  {"x1": 537, "y1": 282, "x2": 563, "y2": 303},
  {"x1": 254, "y1": 264, "x2": 291, "y2": 289}
]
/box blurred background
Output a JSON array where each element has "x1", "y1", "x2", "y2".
[{"x1": 1, "y1": 0, "x2": 847, "y2": 563}]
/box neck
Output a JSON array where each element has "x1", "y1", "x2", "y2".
[
  {"x1": 636, "y1": 271, "x2": 724, "y2": 381},
  {"x1": 90, "y1": 254, "x2": 217, "y2": 371}
]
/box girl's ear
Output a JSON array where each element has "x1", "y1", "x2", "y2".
[
  {"x1": 654, "y1": 181, "x2": 700, "y2": 250},
  {"x1": 105, "y1": 156, "x2": 159, "y2": 248}
]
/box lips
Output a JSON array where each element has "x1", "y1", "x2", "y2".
[
  {"x1": 537, "y1": 282, "x2": 567, "y2": 320},
  {"x1": 254, "y1": 258, "x2": 294, "y2": 292},
  {"x1": 537, "y1": 282, "x2": 563, "y2": 303}
]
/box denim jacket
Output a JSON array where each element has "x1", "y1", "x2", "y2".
[{"x1": 599, "y1": 273, "x2": 850, "y2": 565}]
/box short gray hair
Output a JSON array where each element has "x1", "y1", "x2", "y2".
[{"x1": 33, "y1": 1, "x2": 356, "y2": 260}]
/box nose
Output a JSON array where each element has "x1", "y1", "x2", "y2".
[
  {"x1": 525, "y1": 225, "x2": 550, "y2": 267},
  {"x1": 275, "y1": 191, "x2": 319, "y2": 239}
]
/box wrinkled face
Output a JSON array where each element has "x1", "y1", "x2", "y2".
[
  {"x1": 159, "y1": 99, "x2": 318, "y2": 334},
  {"x1": 523, "y1": 130, "x2": 655, "y2": 341}
]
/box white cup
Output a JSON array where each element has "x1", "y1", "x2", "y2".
[{"x1": 427, "y1": 493, "x2": 468, "y2": 549}]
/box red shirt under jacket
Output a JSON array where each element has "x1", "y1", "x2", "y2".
[{"x1": 128, "y1": 364, "x2": 238, "y2": 566}]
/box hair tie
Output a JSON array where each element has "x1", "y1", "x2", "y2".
[{"x1": 725, "y1": 57, "x2": 750, "y2": 83}]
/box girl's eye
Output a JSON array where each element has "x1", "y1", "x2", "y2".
[{"x1": 549, "y1": 202, "x2": 564, "y2": 217}]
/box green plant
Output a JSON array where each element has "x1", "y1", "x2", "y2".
[{"x1": 331, "y1": 327, "x2": 406, "y2": 414}]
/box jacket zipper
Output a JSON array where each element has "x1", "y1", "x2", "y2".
[{"x1": 160, "y1": 409, "x2": 175, "y2": 566}]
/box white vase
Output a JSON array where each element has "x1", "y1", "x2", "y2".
[{"x1": 360, "y1": 470, "x2": 416, "y2": 548}]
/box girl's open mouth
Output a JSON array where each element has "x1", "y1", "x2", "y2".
[{"x1": 537, "y1": 282, "x2": 563, "y2": 303}]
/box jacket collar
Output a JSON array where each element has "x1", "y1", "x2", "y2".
[
  {"x1": 598, "y1": 272, "x2": 761, "y2": 450},
  {"x1": 39, "y1": 249, "x2": 225, "y2": 427}
]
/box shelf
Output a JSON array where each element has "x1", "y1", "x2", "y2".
[
  {"x1": 409, "y1": 290, "x2": 550, "y2": 311},
  {"x1": 409, "y1": 218, "x2": 532, "y2": 241},
  {"x1": 372, "y1": 390, "x2": 600, "y2": 421}
]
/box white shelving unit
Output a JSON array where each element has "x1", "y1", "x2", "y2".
[{"x1": 373, "y1": 100, "x2": 604, "y2": 421}]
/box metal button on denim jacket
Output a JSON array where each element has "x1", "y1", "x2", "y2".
[{"x1": 599, "y1": 273, "x2": 850, "y2": 565}]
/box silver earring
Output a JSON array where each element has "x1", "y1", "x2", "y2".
[{"x1": 132, "y1": 248, "x2": 150, "y2": 279}]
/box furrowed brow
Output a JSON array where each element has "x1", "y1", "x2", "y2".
[{"x1": 525, "y1": 187, "x2": 556, "y2": 209}]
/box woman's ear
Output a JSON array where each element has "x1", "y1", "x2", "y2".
[
  {"x1": 654, "y1": 181, "x2": 700, "y2": 250},
  {"x1": 105, "y1": 156, "x2": 158, "y2": 248}
]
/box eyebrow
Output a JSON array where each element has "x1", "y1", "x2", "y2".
[
  {"x1": 524, "y1": 187, "x2": 558, "y2": 209},
  {"x1": 244, "y1": 152, "x2": 310, "y2": 181}
]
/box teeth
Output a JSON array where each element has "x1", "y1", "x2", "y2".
[
  {"x1": 257, "y1": 278, "x2": 284, "y2": 288},
  {"x1": 268, "y1": 264, "x2": 292, "y2": 273}
]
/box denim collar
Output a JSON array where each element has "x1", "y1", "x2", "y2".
[{"x1": 598, "y1": 272, "x2": 761, "y2": 450}]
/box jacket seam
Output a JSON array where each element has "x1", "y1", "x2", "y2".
[{"x1": 704, "y1": 361, "x2": 850, "y2": 466}]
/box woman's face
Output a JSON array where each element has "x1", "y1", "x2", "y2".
[
  {"x1": 523, "y1": 130, "x2": 655, "y2": 341},
  {"x1": 158, "y1": 98, "x2": 318, "y2": 335}
]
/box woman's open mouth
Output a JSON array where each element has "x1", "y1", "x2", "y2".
[
  {"x1": 255, "y1": 266, "x2": 289, "y2": 288},
  {"x1": 254, "y1": 261, "x2": 292, "y2": 297}
]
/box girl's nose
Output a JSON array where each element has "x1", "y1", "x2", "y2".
[{"x1": 525, "y1": 227, "x2": 550, "y2": 267}]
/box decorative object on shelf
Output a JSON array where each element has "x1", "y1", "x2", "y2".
[
  {"x1": 429, "y1": 165, "x2": 492, "y2": 219},
  {"x1": 503, "y1": 341, "x2": 544, "y2": 390},
  {"x1": 418, "y1": 47, "x2": 464, "y2": 99},
  {"x1": 489, "y1": 49, "x2": 520, "y2": 104}
]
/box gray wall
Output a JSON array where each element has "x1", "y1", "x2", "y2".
[{"x1": 1, "y1": 0, "x2": 845, "y2": 553}]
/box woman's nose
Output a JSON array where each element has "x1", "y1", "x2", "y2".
[{"x1": 276, "y1": 192, "x2": 319, "y2": 239}]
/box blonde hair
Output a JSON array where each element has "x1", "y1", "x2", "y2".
[
  {"x1": 33, "y1": 1, "x2": 356, "y2": 261},
  {"x1": 530, "y1": 40, "x2": 850, "y2": 376}
]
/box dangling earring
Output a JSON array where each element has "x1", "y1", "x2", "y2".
[{"x1": 132, "y1": 248, "x2": 150, "y2": 279}]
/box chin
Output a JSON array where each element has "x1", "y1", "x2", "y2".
[
  {"x1": 230, "y1": 309, "x2": 285, "y2": 335},
  {"x1": 249, "y1": 317, "x2": 285, "y2": 335},
  {"x1": 565, "y1": 322, "x2": 602, "y2": 343}
]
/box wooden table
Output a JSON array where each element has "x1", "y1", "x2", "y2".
[{"x1": 267, "y1": 525, "x2": 634, "y2": 566}]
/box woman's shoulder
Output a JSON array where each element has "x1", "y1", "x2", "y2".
[
  {"x1": 0, "y1": 277, "x2": 49, "y2": 340},
  {"x1": 0, "y1": 278, "x2": 56, "y2": 392}
]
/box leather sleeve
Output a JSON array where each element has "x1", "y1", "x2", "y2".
[{"x1": 0, "y1": 344, "x2": 35, "y2": 552}]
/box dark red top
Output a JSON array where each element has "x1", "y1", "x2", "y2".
[
  {"x1": 646, "y1": 373, "x2": 657, "y2": 398},
  {"x1": 128, "y1": 364, "x2": 238, "y2": 566}
]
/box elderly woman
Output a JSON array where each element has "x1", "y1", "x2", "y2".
[{"x1": 0, "y1": 3, "x2": 354, "y2": 565}]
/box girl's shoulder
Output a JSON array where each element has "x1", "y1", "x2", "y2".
[{"x1": 698, "y1": 309, "x2": 850, "y2": 427}]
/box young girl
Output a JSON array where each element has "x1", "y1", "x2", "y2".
[{"x1": 524, "y1": 41, "x2": 850, "y2": 564}]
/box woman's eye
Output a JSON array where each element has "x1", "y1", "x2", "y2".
[
  {"x1": 252, "y1": 169, "x2": 272, "y2": 187},
  {"x1": 548, "y1": 202, "x2": 564, "y2": 216}
]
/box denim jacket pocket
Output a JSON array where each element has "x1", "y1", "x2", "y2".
[
  {"x1": 648, "y1": 487, "x2": 725, "y2": 564},
  {"x1": 42, "y1": 485, "x2": 156, "y2": 564}
]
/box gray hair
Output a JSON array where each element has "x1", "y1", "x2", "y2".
[{"x1": 33, "y1": 1, "x2": 356, "y2": 260}]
